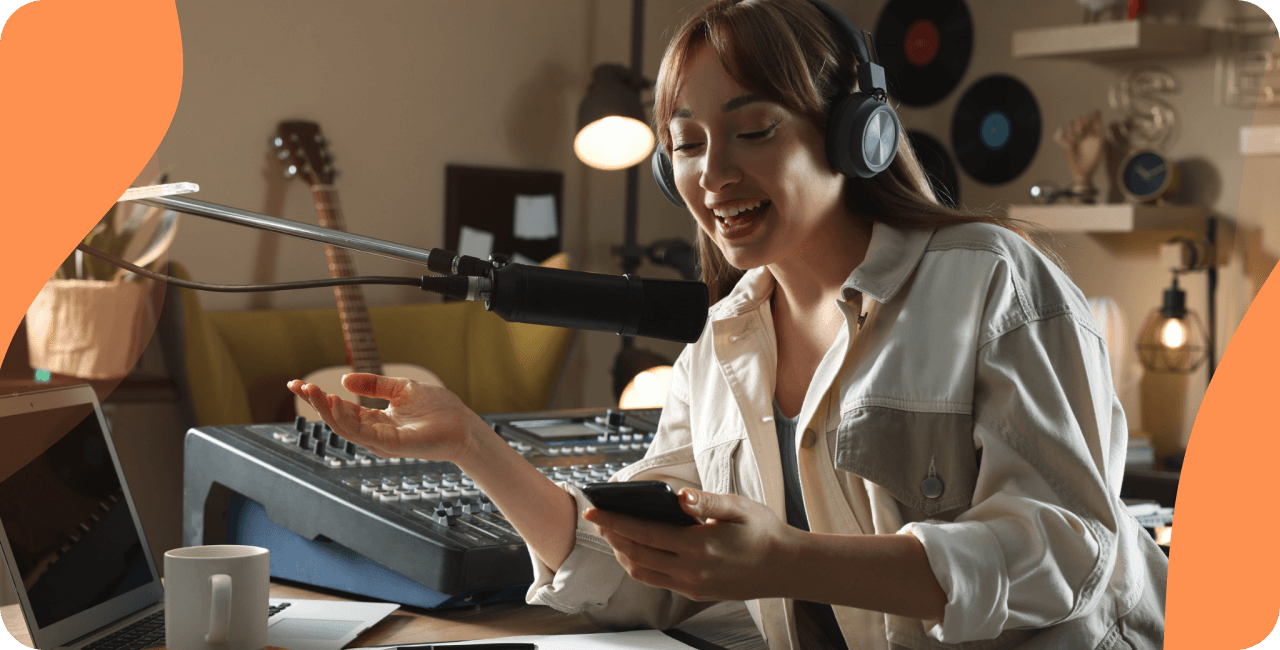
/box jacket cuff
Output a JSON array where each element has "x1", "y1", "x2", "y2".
[
  {"x1": 525, "y1": 482, "x2": 627, "y2": 614},
  {"x1": 900, "y1": 520, "x2": 1011, "y2": 643}
]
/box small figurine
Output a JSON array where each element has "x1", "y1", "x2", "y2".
[{"x1": 1054, "y1": 110, "x2": 1106, "y2": 204}]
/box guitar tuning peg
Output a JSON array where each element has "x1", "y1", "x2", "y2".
[
  {"x1": 314, "y1": 134, "x2": 324, "y2": 143},
  {"x1": 284, "y1": 164, "x2": 298, "y2": 179},
  {"x1": 271, "y1": 135, "x2": 285, "y2": 149},
  {"x1": 290, "y1": 133, "x2": 299, "y2": 143},
  {"x1": 276, "y1": 149, "x2": 291, "y2": 161}
]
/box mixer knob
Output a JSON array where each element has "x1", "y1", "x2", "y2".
[
  {"x1": 604, "y1": 409, "x2": 626, "y2": 428},
  {"x1": 313, "y1": 438, "x2": 326, "y2": 457},
  {"x1": 296, "y1": 430, "x2": 310, "y2": 448},
  {"x1": 328, "y1": 431, "x2": 344, "y2": 449},
  {"x1": 294, "y1": 416, "x2": 307, "y2": 433},
  {"x1": 309, "y1": 422, "x2": 324, "y2": 439},
  {"x1": 345, "y1": 440, "x2": 358, "y2": 456}
]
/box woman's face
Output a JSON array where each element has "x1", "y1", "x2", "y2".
[{"x1": 669, "y1": 45, "x2": 848, "y2": 271}]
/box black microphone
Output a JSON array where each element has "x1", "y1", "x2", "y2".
[{"x1": 420, "y1": 264, "x2": 709, "y2": 344}]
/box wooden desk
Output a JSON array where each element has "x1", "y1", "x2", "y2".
[{"x1": 2, "y1": 580, "x2": 765, "y2": 649}]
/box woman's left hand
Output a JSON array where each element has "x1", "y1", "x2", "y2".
[{"x1": 582, "y1": 488, "x2": 795, "y2": 602}]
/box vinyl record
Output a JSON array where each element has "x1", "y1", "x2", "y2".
[
  {"x1": 950, "y1": 75, "x2": 1041, "y2": 186},
  {"x1": 907, "y1": 130, "x2": 959, "y2": 208},
  {"x1": 874, "y1": 0, "x2": 973, "y2": 107}
]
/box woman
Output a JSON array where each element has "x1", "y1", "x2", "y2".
[{"x1": 290, "y1": 1, "x2": 1168, "y2": 647}]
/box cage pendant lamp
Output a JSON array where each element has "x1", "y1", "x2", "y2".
[{"x1": 1137, "y1": 275, "x2": 1209, "y2": 374}]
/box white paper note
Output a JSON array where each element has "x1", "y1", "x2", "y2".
[
  {"x1": 458, "y1": 225, "x2": 495, "y2": 260},
  {"x1": 514, "y1": 194, "x2": 559, "y2": 240}
]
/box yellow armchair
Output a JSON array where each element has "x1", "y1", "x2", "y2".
[{"x1": 169, "y1": 256, "x2": 575, "y2": 426}]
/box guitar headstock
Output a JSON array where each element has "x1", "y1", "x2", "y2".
[{"x1": 273, "y1": 120, "x2": 336, "y2": 185}]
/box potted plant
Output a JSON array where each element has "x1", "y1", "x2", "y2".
[{"x1": 25, "y1": 184, "x2": 179, "y2": 379}]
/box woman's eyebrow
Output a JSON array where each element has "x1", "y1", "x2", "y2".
[{"x1": 672, "y1": 93, "x2": 768, "y2": 120}]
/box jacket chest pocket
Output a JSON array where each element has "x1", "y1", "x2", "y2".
[
  {"x1": 694, "y1": 438, "x2": 743, "y2": 496},
  {"x1": 833, "y1": 407, "x2": 978, "y2": 519}
]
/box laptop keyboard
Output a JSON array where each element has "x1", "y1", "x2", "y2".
[{"x1": 82, "y1": 603, "x2": 291, "y2": 650}]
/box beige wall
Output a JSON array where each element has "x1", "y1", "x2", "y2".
[{"x1": 157, "y1": 0, "x2": 1277, "y2": 442}]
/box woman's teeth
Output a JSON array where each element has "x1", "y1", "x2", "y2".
[{"x1": 714, "y1": 200, "x2": 770, "y2": 226}]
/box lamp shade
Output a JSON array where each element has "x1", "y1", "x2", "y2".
[
  {"x1": 575, "y1": 64, "x2": 654, "y2": 170},
  {"x1": 1137, "y1": 277, "x2": 1209, "y2": 373}
]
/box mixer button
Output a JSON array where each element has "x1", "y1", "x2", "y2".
[
  {"x1": 389, "y1": 458, "x2": 402, "y2": 464},
  {"x1": 360, "y1": 480, "x2": 378, "y2": 493},
  {"x1": 359, "y1": 457, "x2": 372, "y2": 466},
  {"x1": 401, "y1": 491, "x2": 421, "y2": 501},
  {"x1": 379, "y1": 491, "x2": 401, "y2": 502},
  {"x1": 619, "y1": 426, "x2": 634, "y2": 434},
  {"x1": 441, "y1": 489, "x2": 461, "y2": 500},
  {"x1": 586, "y1": 445, "x2": 599, "y2": 453},
  {"x1": 461, "y1": 488, "x2": 481, "y2": 499},
  {"x1": 402, "y1": 480, "x2": 420, "y2": 490}
]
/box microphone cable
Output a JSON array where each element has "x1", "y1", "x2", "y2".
[{"x1": 74, "y1": 243, "x2": 424, "y2": 293}]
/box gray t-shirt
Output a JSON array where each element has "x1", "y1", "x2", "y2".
[{"x1": 774, "y1": 399, "x2": 849, "y2": 650}]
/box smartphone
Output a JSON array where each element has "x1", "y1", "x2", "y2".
[{"x1": 581, "y1": 480, "x2": 701, "y2": 526}]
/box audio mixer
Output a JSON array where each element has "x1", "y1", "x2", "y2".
[{"x1": 183, "y1": 407, "x2": 660, "y2": 608}]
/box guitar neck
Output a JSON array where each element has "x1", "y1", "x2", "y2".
[{"x1": 311, "y1": 185, "x2": 384, "y2": 382}]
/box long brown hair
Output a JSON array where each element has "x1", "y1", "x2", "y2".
[{"x1": 653, "y1": 0, "x2": 1053, "y2": 302}]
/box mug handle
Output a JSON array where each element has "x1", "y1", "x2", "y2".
[{"x1": 205, "y1": 574, "x2": 232, "y2": 645}]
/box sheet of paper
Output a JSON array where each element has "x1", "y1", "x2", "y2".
[
  {"x1": 354, "y1": 629, "x2": 701, "y2": 649},
  {"x1": 511, "y1": 252, "x2": 539, "y2": 266},
  {"x1": 514, "y1": 194, "x2": 558, "y2": 240},
  {"x1": 458, "y1": 225, "x2": 495, "y2": 260}
]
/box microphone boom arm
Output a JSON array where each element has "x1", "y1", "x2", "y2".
[{"x1": 134, "y1": 195, "x2": 444, "y2": 269}]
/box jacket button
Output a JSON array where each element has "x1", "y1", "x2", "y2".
[
  {"x1": 921, "y1": 476, "x2": 944, "y2": 499},
  {"x1": 799, "y1": 428, "x2": 816, "y2": 449}
]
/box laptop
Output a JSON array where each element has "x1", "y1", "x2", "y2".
[{"x1": 0, "y1": 384, "x2": 399, "y2": 650}]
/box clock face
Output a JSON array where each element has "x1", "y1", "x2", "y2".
[{"x1": 1122, "y1": 150, "x2": 1171, "y2": 201}]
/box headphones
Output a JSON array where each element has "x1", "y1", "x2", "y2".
[{"x1": 651, "y1": 0, "x2": 901, "y2": 208}]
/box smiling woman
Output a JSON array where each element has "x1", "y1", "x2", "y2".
[
  {"x1": 289, "y1": 2, "x2": 1168, "y2": 649},
  {"x1": 649, "y1": 0, "x2": 1051, "y2": 304}
]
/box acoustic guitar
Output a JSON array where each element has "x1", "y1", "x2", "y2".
[{"x1": 273, "y1": 120, "x2": 443, "y2": 421}]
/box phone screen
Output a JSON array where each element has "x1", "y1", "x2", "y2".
[{"x1": 581, "y1": 480, "x2": 700, "y2": 526}]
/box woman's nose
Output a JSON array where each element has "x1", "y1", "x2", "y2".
[{"x1": 699, "y1": 142, "x2": 742, "y2": 193}]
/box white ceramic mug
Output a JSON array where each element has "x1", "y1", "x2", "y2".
[{"x1": 164, "y1": 545, "x2": 269, "y2": 650}]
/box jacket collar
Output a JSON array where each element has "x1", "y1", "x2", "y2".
[{"x1": 709, "y1": 222, "x2": 935, "y2": 321}]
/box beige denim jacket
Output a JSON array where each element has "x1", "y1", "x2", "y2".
[{"x1": 527, "y1": 222, "x2": 1168, "y2": 650}]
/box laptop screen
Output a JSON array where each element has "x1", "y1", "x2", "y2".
[{"x1": 0, "y1": 401, "x2": 156, "y2": 629}]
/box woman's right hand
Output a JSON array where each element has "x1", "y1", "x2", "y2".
[{"x1": 286, "y1": 373, "x2": 487, "y2": 466}]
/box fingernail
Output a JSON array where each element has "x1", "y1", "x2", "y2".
[{"x1": 682, "y1": 489, "x2": 698, "y2": 505}]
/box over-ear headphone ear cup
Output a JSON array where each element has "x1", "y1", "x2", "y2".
[
  {"x1": 826, "y1": 93, "x2": 901, "y2": 178},
  {"x1": 652, "y1": 149, "x2": 686, "y2": 208}
]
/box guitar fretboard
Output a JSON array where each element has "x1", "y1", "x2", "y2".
[{"x1": 311, "y1": 185, "x2": 385, "y2": 391}]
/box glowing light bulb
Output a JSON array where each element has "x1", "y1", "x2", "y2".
[
  {"x1": 1160, "y1": 318, "x2": 1186, "y2": 349},
  {"x1": 619, "y1": 366, "x2": 673, "y2": 409},
  {"x1": 574, "y1": 116, "x2": 654, "y2": 170}
]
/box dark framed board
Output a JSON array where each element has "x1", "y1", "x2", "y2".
[{"x1": 444, "y1": 165, "x2": 563, "y2": 266}]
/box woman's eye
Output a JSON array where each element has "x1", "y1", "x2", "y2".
[
  {"x1": 741, "y1": 124, "x2": 778, "y2": 140},
  {"x1": 672, "y1": 142, "x2": 703, "y2": 153}
]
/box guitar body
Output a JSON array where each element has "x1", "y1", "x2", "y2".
[{"x1": 295, "y1": 362, "x2": 444, "y2": 422}]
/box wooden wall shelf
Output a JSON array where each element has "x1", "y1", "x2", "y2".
[
  {"x1": 1008, "y1": 204, "x2": 1209, "y2": 232},
  {"x1": 1012, "y1": 21, "x2": 1212, "y2": 61}
]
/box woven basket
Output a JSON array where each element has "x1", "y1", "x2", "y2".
[{"x1": 25, "y1": 279, "x2": 151, "y2": 379}]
